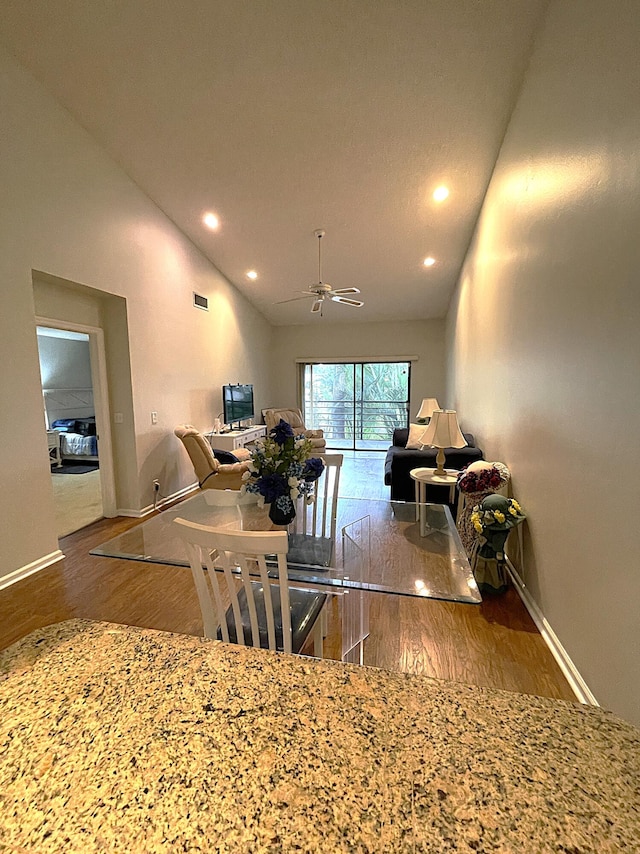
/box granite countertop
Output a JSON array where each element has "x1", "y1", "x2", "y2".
[{"x1": 1, "y1": 621, "x2": 638, "y2": 852}]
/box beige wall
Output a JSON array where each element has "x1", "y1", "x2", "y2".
[
  {"x1": 270, "y1": 319, "x2": 447, "y2": 426},
  {"x1": 446, "y1": 0, "x2": 640, "y2": 725},
  {"x1": 0, "y1": 47, "x2": 272, "y2": 579}
]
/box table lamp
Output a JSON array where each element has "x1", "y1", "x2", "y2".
[
  {"x1": 420, "y1": 409, "x2": 467, "y2": 475},
  {"x1": 416, "y1": 398, "x2": 440, "y2": 423}
]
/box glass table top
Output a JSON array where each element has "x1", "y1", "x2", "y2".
[{"x1": 91, "y1": 493, "x2": 481, "y2": 604}]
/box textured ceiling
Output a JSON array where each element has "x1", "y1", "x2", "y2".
[{"x1": 0, "y1": 1, "x2": 548, "y2": 326}]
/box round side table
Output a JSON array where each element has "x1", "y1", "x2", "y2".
[
  {"x1": 409, "y1": 467, "x2": 458, "y2": 536},
  {"x1": 410, "y1": 467, "x2": 458, "y2": 504}
]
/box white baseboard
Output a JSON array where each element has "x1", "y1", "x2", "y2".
[
  {"x1": 1, "y1": 486, "x2": 199, "y2": 591},
  {"x1": 118, "y1": 482, "x2": 198, "y2": 518},
  {"x1": 0, "y1": 549, "x2": 64, "y2": 591},
  {"x1": 506, "y1": 557, "x2": 599, "y2": 707}
]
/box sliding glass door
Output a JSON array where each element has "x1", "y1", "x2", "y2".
[{"x1": 302, "y1": 362, "x2": 410, "y2": 450}]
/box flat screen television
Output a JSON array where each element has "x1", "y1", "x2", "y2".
[{"x1": 222, "y1": 383, "x2": 254, "y2": 427}]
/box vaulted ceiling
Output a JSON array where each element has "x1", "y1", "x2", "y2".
[{"x1": 0, "y1": 1, "x2": 549, "y2": 325}]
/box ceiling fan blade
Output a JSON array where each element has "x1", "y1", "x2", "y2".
[
  {"x1": 311, "y1": 298, "x2": 323, "y2": 313},
  {"x1": 331, "y1": 296, "x2": 364, "y2": 307},
  {"x1": 329, "y1": 287, "x2": 361, "y2": 296},
  {"x1": 275, "y1": 292, "x2": 317, "y2": 304}
]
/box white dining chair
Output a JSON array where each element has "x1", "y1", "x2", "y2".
[
  {"x1": 288, "y1": 452, "x2": 343, "y2": 568},
  {"x1": 173, "y1": 518, "x2": 327, "y2": 656}
]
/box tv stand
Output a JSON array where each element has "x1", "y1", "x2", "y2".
[{"x1": 205, "y1": 424, "x2": 266, "y2": 453}]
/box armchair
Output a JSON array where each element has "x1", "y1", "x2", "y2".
[
  {"x1": 262, "y1": 407, "x2": 326, "y2": 451},
  {"x1": 174, "y1": 425, "x2": 251, "y2": 491}
]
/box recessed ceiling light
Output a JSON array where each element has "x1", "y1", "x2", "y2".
[
  {"x1": 433, "y1": 186, "x2": 449, "y2": 202},
  {"x1": 203, "y1": 212, "x2": 219, "y2": 230},
  {"x1": 246, "y1": 270, "x2": 258, "y2": 280},
  {"x1": 423, "y1": 257, "x2": 436, "y2": 267}
]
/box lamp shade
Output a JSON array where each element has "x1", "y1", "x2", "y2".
[
  {"x1": 416, "y1": 398, "x2": 440, "y2": 420},
  {"x1": 419, "y1": 409, "x2": 467, "y2": 476},
  {"x1": 420, "y1": 410, "x2": 467, "y2": 450}
]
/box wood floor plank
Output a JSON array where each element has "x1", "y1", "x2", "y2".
[{"x1": 1, "y1": 451, "x2": 576, "y2": 703}]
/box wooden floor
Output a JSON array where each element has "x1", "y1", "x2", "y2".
[{"x1": 1, "y1": 451, "x2": 576, "y2": 702}]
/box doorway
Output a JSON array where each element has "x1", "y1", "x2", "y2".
[
  {"x1": 302, "y1": 361, "x2": 410, "y2": 450},
  {"x1": 36, "y1": 319, "x2": 116, "y2": 536}
]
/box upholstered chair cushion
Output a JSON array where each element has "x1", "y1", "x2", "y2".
[
  {"x1": 304, "y1": 429, "x2": 324, "y2": 440},
  {"x1": 262, "y1": 408, "x2": 326, "y2": 451},
  {"x1": 263, "y1": 408, "x2": 305, "y2": 432}
]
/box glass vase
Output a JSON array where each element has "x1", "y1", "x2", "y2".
[{"x1": 268, "y1": 500, "x2": 296, "y2": 526}]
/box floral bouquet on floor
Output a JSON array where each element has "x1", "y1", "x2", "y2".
[
  {"x1": 457, "y1": 462, "x2": 508, "y2": 495},
  {"x1": 456, "y1": 461, "x2": 511, "y2": 553},
  {"x1": 470, "y1": 494, "x2": 525, "y2": 595},
  {"x1": 241, "y1": 419, "x2": 325, "y2": 525}
]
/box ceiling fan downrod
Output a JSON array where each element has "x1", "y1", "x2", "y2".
[{"x1": 314, "y1": 228, "x2": 326, "y2": 285}]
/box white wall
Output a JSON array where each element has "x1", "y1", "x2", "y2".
[
  {"x1": 0, "y1": 47, "x2": 272, "y2": 580},
  {"x1": 271, "y1": 319, "x2": 447, "y2": 425},
  {"x1": 37, "y1": 334, "x2": 91, "y2": 390},
  {"x1": 446, "y1": 0, "x2": 640, "y2": 725}
]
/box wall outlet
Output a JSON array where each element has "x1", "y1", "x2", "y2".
[
  {"x1": 151, "y1": 411, "x2": 158, "y2": 424},
  {"x1": 113, "y1": 412, "x2": 124, "y2": 424}
]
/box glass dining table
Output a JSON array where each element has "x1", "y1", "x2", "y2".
[
  {"x1": 92, "y1": 492, "x2": 479, "y2": 599},
  {"x1": 91, "y1": 492, "x2": 481, "y2": 662}
]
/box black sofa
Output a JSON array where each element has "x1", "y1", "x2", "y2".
[{"x1": 384, "y1": 427, "x2": 484, "y2": 503}]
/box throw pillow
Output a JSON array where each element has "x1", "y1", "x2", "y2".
[
  {"x1": 211, "y1": 448, "x2": 242, "y2": 464},
  {"x1": 405, "y1": 423, "x2": 428, "y2": 450}
]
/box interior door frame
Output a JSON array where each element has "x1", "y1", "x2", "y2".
[{"x1": 36, "y1": 316, "x2": 117, "y2": 517}]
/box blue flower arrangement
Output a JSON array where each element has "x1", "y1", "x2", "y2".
[{"x1": 241, "y1": 419, "x2": 325, "y2": 523}]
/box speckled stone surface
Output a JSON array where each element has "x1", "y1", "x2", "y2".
[{"x1": 0, "y1": 621, "x2": 638, "y2": 852}]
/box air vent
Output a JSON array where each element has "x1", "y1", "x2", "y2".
[{"x1": 193, "y1": 292, "x2": 209, "y2": 311}]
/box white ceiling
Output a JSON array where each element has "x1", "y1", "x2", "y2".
[{"x1": 1, "y1": 1, "x2": 548, "y2": 326}]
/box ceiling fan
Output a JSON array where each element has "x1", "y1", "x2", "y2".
[{"x1": 277, "y1": 229, "x2": 364, "y2": 315}]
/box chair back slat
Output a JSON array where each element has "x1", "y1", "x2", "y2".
[
  {"x1": 275, "y1": 555, "x2": 292, "y2": 652},
  {"x1": 201, "y1": 545, "x2": 231, "y2": 642},
  {"x1": 299, "y1": 453, "x2": 343, "y2": 540},
  {"x1": 185, "y1": 541, "x2": 223, "y2": 639},
  {"x1": 318, "y1": 465, "x2": 329, "y2": 536},
  {"x1": 237, "y1": 554, "x2": 260, "y2": 647}
]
